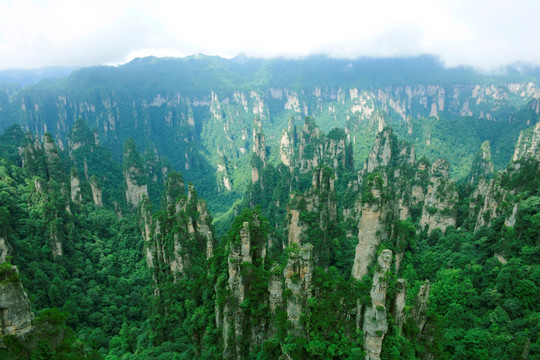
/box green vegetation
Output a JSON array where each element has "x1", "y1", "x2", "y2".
[{"x1": 0, "y1": 58, "x2": 538, "y2": 359}]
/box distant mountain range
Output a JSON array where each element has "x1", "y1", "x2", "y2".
[{"x1": 1, "y1": 55, "x2": 539, "y2": 219}]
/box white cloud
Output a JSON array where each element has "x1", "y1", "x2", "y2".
[{"x1": 0, "y1": 0, "x2": 539, "y2": 71}]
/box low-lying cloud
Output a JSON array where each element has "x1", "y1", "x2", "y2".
[{"x1": 0, "y1": 0, "x2": 538, "y2": 72}]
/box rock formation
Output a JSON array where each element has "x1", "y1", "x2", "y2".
[
  {"x1": 284, "y1": 243, "x2": 313, "y2": 335},
  {"x1": 286, "y1": 166, "x2": 338, "y2": 267},
  {"x1": 123, "y1": 139, "x2": 148, "y2": 207},
  {"x1": 70, "y1": 168, "x2": 82, "y2": 203},
  {"x1": 394, "y1": 279, "x2": 407, "y2": 332},
  {"x1": 419, "y1": 159, "x2": 458, "y2": 234},
  {"x1": 512, "y1": 120, "x2": 540, "y2": 163},
  {"x1": 0, "y1": 237, "x2": 11, "y2": 264},
  {"x1": 363, "y1": 249, "x2": 392, "y2": 360},
  {"x1": 352, "y1": 175, "x2": 385, "y2": 280},
  {"x1": 280, "y1": 118, "x2": 297, "y2": 168},
  {"x1": 470, "y1": 121, "x2": 540, "y2": 231},
  {"x1": 89, "y1": 175, "x2": 103, "y2": 207},
  {"x1": 411, "y1": 280, "x2": 431, "y2": 339},
  {"x1": 280, "y1": 117, "x2": 350, "y2": 175},
  {"x1": 0, "y1": 265, "x2": 33, "y2": 338},
  {"x1": 468, "y1": 140, "x2": 494, "y2": 184},
  {"x1": 251, "y1": 132, "x2": 267, "y2": 184},
  {"x1": 141, "y1": 173, "x2": 214, "y2": 282}
]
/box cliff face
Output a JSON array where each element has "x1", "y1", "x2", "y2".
[
  {"x1": 352, "y1": 178, "x2": 385, "y2": 280},
  {"x1": 123, "y1": 140, "x2": 148, "y2": 208},
  {"x1": 70, "y1": 169, "x2": 81, "y2": 203},
  {"x1": 283, "y1": 243, "x2": 313, "y2": 335},
  {"x1": 470, "y1": 175, "x2": 514, "y2": 230},
  {"x1": 279, "y1": 118, "x2": 350, "y2": 175},
  {"x1": 470, "y1": 120, "x2": 540, "y2": 231},
  {"x1": 352, "y1": 128, "x2": 458, "y2": 279},
  {"x1": 251, "y1": 132, "x2": 267, "y2": 184},
  {"x1": 363, "y1": 249, "x2": 392, "y2": 360},
  {"x1": 70, "y1": 93, "x2": 538, "y2": 358},
  {"x1": 0, "y1": 238, "x2": 11, "y2": 264},
  {"x1": 411, "y1": 280, "x2": 431, "y2": 339},
  {"x1": 280, "y1": 118, "x2": 297, "y2": 168},
  {"x1": 512, "y1": 120, "x2": 540, "y2": 163},
  {"x1": 217, "y1": 211, "x2": 270, "y2": 359},
  {"x1": 418, "y1": 159, "x2": 458, "y2": 234},
  {"x1": 89, "y1": 175, "x2": 103, "y2": 207},
  {"x1": 141, "y1": 173, "x2": 214, "y2": 282},
  {"x1": 222, "y1": 221, "x2": 253, "y2": 357},
  {"x1": 125, "y1": 173, "x2": 148, "y2": 208},
  {"x1": 9, "y1": 82, "x2": 538, "y2": 149},
  {"x1": 3, "y1": 68, "x2": 535, "y2": 218},
  {"x1": 286, "y1": 166, "x2": 339, "y2": 268},
  {"x1": 19, "y1": 134, "x2": 71, "y2": 259},
  {"x1": 468, "y1": 140, "x2": 494, "y2": 184},
  {"x1": 0, "y1": 265, "x2": 34, "y2": 338}
]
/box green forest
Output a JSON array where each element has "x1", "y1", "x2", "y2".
[
  {"x1": 0, "y1": 57, "x2": 538, "y2": 359},
  {"x1": 0, "y1": 114, "x2": 538, "y2": 359}
]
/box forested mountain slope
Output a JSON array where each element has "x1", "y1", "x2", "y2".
[
  {"x1": 0, "y1": 111, "x2": 538, "y2": 359},
  {"x1": 0, "y1": 55, "x2": 539, "y2": 222},
  {"x1": 0, "y1": 56, "x2": 539, "y2": 359}
]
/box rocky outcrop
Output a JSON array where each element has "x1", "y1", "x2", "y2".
[
  {"x1": 0, "y1": 238, "x2": 10, "y2": 264},
  {"x1": 70, "y1": 169, "x2": 81, "y2": 203},
  {"x1": 352, "y1": 184, "x2": 385, "y2": 280},
  {"x1": 123, "y1": 139, "x2": 148, "y2": 207},
  {"x1": 231, "y1": 221, "x2": 253, "y2": 289},
  {"x1": 68, "y1": 118, "x2": 97, "y2": 154},
  {"x1": 139, "y1": 199, "x2": 155, "y2": 271},
  {"x1": 43, "y1": 133, "x2": 65, "y2": 182},
  {"x1": 0, "y1": 265, "x2": 33, "y2": 337},
  {"x1": 468, "y1": 140, "x2": 494, "y2": 184},
  {"x1": 226, "y1": 222, "x2": 252, "y2": 339},
  {"x1": 217, "y1": 157, "x2": 232, "y2": 192},
  {"x1": 141, "y1": 173, "x2": 214, "y2": 282},
  {"x1": 251, "y1": 132, "x2": 267, "y2": 184},
  {"x1": 20, "y1": 135, "x2": 46, "y2": 177},
  {"x1": 194, "y1": 197, "x2": 214, "y2": 259},
  {"x1": 280, "y1": 118, "x2": 297, "y2": 168},
  {"x1": 419, "y1": 159, "x2": 458, "y2": 234},
  {"x1": 286, "y1": 167, "x2": 338, "y2": 266},
  {"x1": 363, "y1": 249, "x2": 392, "y2": 360},
  {"x1": 89, "y1": 175, "x2": 103, "y2": 207},
  {"x1": 220, "y1": 213, "x2": 268, "y2": 359},
  {"x1": 470, "y1": 176, "x2": 509, "y2": 230},
  {"x1": 20, "y1": 136, "x2": 70, "y2": 260},
  {"x1": 411, "y1": 280, "x2": 431, "y2": 339},
  {"x1": 512, "y1": 120, "x2": 540, "y2": 163},
  {"x1": 297, "y1": 118, "x2": 324, "y2": 173},
  {"x1": 125, "y1": 174, "x2": 148, "y2": 207},
  {"x1": 284, "y1": 243, "x2": 313, "y2": 335},
  {"x1": 353, "y1": 129, "x2": 414, "y2": 279},
  {"x1": 279, "y1": 117, "x2": 351, "y2": 175},
  {"x1": 268, "y1": 265, "x2": 283, "y2": 316},
  {"x1": 49, "y1": 226, "x2": 63, "y2": 259},
  {"x1": 366, "y1": 129, "x2": 394, "y2": 173},
  {"x1": 394, "y1": 279, "x2": 407, "y2": 332},
  {"x1": 324, "y1": 128, "x2": 350, "y2": 172},
  {"x1": 469, "y1": 122, "x2": 540, "y2": 231},
  {"x1": 287, "y1": 208, "x2": 305, "y2": 246}
]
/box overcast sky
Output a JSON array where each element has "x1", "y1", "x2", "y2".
[{"x1": 0, "y1": 0, "x2": 538, "y2": 71}]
